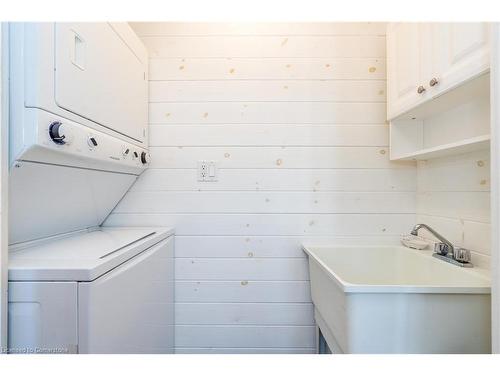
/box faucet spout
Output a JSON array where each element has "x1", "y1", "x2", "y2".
[{"x1": 410, "y1": 224, "x2": 454, "y2": 254}]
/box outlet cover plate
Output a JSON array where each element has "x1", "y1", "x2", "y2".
[{"x1": 198, "y1": 160, "x2": 217, "y2": 182}]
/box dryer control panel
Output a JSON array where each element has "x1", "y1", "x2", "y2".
[{"x1": 15, "y1": 109, "x2": 150, "y2": 175}]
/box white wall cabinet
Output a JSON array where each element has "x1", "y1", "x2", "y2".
[
  {"x1": 387, "y1": 23, "x2": 427, "y2": 119},
  {"x1": 430, "y1": 23, "x2": 489, "y2": 98},
  {"x1": 387, "y1": 22, "x2": 490, "y2": 121},
  {"x1": 388, "y1": 22, "x2": 490, "y2": 161}
]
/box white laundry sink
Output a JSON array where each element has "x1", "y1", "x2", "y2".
[{"x1": 302, "y1": 245, "x2": 491, "y2": 354}]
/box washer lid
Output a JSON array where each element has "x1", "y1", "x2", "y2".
[{"x1": 8, "y1": 227, "x2": 174, "y2": 281}]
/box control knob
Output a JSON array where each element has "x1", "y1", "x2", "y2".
[
  {"x1": 87, "y1": 136, "x2": 98, "y2": 148},
  {"x1": 48, "y1": 121, "x2": 70, "y2": 145},
  {"x1": 140, "y1": 151, "x2": 150, "y2": 165}
]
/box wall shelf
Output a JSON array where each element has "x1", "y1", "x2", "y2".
[
  {"x1": 390, "y1": 134, "x2": 490, "y2": 161},
  {"x1": 389, "y1": 73, "x2": 491, "y2": 162}
]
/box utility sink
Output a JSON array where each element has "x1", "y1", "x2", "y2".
[{"x1": 302, "y1": 245, "x2": 491, "y2": 354}]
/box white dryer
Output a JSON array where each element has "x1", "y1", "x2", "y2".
[
  {"x1": 9, "y1": 22, "x2": 149, "y2": 150},
  {"x1": 8, "y1": 22, "x2": 151, "y2": 244},
  {"x1": 8, "y1": 227, "x2": 175, "y2": 354}
]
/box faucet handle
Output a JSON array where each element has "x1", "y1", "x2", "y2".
[
  {"x1": 434, "y1": 242, "x2": 450, "y2": 256},
  {"x1": 454, "y1": 247, "x2": 472, "y2": 263}
]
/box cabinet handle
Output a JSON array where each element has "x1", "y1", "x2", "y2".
[
  {"x1": 417, "y1": 85, "x2": 426, "y2": 94},
  {"x1": 429, "y1": 77, "x2": 439, "y2": 87}
]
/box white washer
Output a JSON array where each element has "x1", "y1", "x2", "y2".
[
  {"x1": 8, "y1": 227, "x2": 175, "y2": 354},
  {"x1": 6, "y1": 22, "x2": 171, "y2": 354}
]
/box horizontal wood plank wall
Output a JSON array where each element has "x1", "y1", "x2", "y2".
[
  {"x1": 109, "y1": 22, "x2": 416, "y2": 353},
  {"x1": 416, "y1": 149, "x2": 491, "y2": 266}
]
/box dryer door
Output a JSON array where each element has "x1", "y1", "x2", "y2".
[{"x1": 54, "y1": 23, "x2": 147, "y2": 143}]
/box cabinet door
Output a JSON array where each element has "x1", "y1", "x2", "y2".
[
  {"x1": 429, "y1": 23, "x2": 489, "y2": 94},
  {"x1": 387, "y1": 23, "x2": 427, "y2": 120}
]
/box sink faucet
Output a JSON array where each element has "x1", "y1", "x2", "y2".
[
  {"x1": 410, "y1": 224, "x2": 472, "y2": 267},
  {"x1": 411, "y1": 224, "x2": 454, "y2": 254}
]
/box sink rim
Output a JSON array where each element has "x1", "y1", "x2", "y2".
[{"x1": 303, "y1": 244, "x2": 491, "y2": 294}]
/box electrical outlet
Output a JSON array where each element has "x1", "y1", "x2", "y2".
[
  {"x1": 198, "y1": 160, "x2": 217, "y2": 182},
  {"x1": 198, "y1": 161, "x2": 208, "y2": 181}
]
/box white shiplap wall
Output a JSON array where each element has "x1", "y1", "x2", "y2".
[
  {"x1": 416, "y1": 149, "x2": 491, "y2": 267},
  {"x1": 413, "y1": 93, "x2": 491, "y2": 268},
  {"x1": 108, "y1": 22, "x2": 417, "y2": 353}
]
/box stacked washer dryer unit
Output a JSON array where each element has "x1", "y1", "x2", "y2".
[{"x1": 7, "y1": 23, "x2": 174, "y2": 354}]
